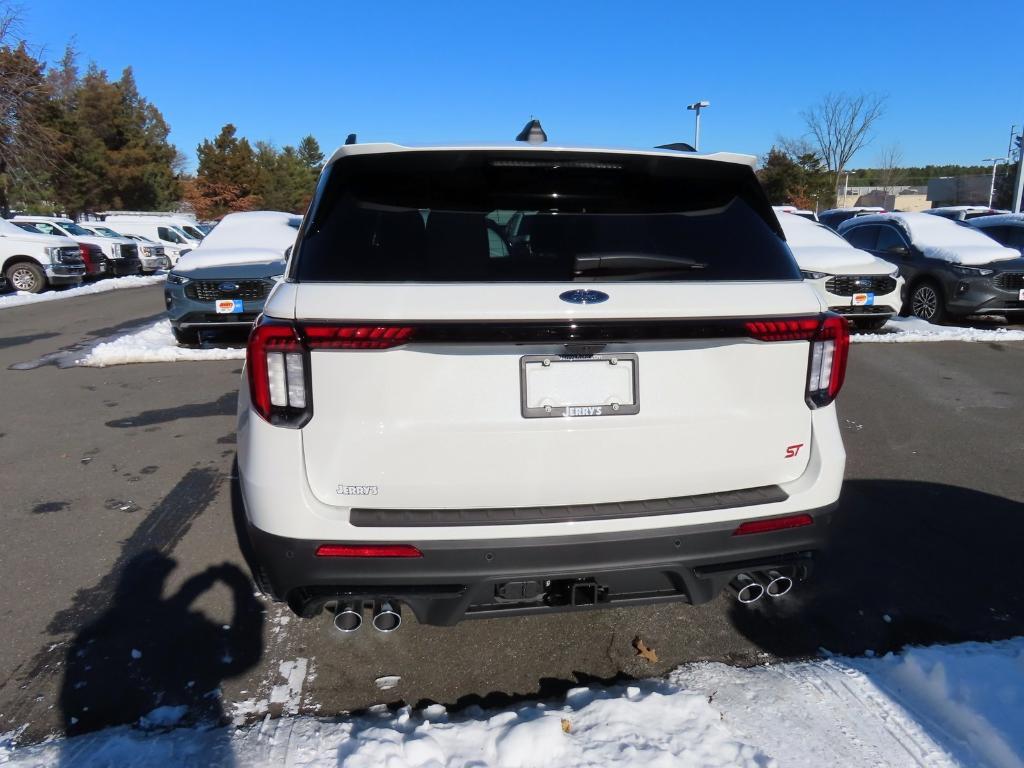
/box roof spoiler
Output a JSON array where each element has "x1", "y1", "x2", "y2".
[{"x1": 656, "y1": 142, "x2": 696, "y2": 152}]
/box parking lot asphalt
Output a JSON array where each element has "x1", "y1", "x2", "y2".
[{"x1": 1, "y1": 285, "x2": 1022, "y2": 743}]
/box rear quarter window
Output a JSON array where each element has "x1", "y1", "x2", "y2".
[{"x1": 294, "y1": 150, "x2": 800, "y2": 283}]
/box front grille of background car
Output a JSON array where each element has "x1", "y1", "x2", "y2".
[
  {"x1": 994, "y1": 272, "x2": 1024, "y2": 290},
  {"x1": 825, "y1": 275, "x2": 898, "y2": 296},
  {"x1": 185, "y1": 280, "x2": 271, "y2": 301},
  {"x1": 114, "y1": 243, "x2": 139, "y2": 260}
]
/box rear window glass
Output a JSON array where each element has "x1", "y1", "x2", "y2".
[{"x1": 294, "y1": 150, "x2": 799, "y2": 282}]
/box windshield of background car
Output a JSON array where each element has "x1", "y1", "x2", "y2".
[
  {"x1": 180, "y1": 225, "x2": 204, "y2": 239},
  {"x1": 92, "y1": 227, "x2": 121, "y2": 237},
  {"x1": 62, "y1": 222, "x2": 92, "y2": 236},
  {"x1": 295, "y1": 150, "x2": 799, "y2": 282}
]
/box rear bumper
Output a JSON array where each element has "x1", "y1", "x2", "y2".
[{"x1": 246, "y1": 504, "x2": 835, "y2": 625}]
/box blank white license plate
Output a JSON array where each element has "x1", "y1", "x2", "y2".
[
  {"x1": 520, "y1": 354, "x2": 639, "y2": 418},
  {"x1": 1019, "y1": 289, "x2": 1024, "y2": 301}
]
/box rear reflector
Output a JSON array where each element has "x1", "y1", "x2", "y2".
[
  {"x1": 732, "y1": 514, "x2": 813, "y2": 536},
  {"x1": 315, "y1": 544, "x2": 423, "y2": 558}
]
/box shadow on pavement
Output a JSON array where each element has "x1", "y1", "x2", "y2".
[
  {"x1": 59, "y1": 549, "x2": 263, "y2": 751},
  {"x1": 105, "y1": 391, "x2": 237, "y2": 428},
  {"x1": 729, "y1": 479, "x2": 1024, "y2": 657}
]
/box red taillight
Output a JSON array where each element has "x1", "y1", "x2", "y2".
[
  {"x1": 315, "y1": 544, "x2": 423, "y2": 558},
  {"x1": 745, "y1": 314, "x2": 849, "y2": 408},
  {"x1": 744, "y1": 318, "x2": 819, "y2": 341},
  {"x1": 732, "y1": 514, "x2": 813, "y2": 536},
  {"x1": 78, "y1": 244, "x2": 90, "y2": 265},
  {"x1": 246, "y1": 320, "x2": 304, "y2": 425},
  {"x1": 302, "y1": 325, "x2": 415, "y2": 349}
]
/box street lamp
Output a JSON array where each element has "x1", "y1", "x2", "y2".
[
  {"x1": 686, "y1": 100, "x2": 710, "y2": 151},
  {"x1": 843, "y1": 169, "x2": 857, "y2": 207},
  {"x1": 983, "y1": 157, "x2": 1007, "y2": 209}
]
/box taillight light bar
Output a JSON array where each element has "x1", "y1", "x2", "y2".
[{"x1": 745, "y1": 313, "x2": 849, "y2": 409}]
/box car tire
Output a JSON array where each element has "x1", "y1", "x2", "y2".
[
  {"x1": 172, "y1": 327, "x2": 200, "y2": 346},
  {"x1": 6, "y1": 262, "x2": 48, "y2": 294},
  {"x1": 852, "y1": 317, "x2": 890, "y2": 332},
  {"x1": 909, "y1": 281, "x2": 946, "y2": 324}
]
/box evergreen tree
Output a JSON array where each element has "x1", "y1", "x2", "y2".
[{"x1": 185, "y1": 123, "x2": 263, "y2": 218}]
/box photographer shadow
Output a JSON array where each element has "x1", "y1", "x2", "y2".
[
  {"x1": 59, "y1": 550, "x2": 263, "y2": 755},
  {"x1": 729, "y1": 479, "x2": 1024, "y2": 656}
]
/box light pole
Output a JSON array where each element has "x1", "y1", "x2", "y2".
[
  {"x1": 843, "y1": 169, "x2": 856, "y2": 207},
  {"x1": 686, "y1": 101, "x2": 710, "y2": 151},
  {"x1": 983, "y1": 157, "x2": 1006, "y2": 209}
]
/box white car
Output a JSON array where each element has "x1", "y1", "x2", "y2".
[
  {"x1": 777, "y1": 211, "x2": 904, "y2": 331},
  {"x1": 78, "y1": 225, "x2": 170, "y2": 272},
  {"x1": 101, "y1": 214, "x2": 202, "y2": 263},
  {"x1": 12, "y1": 216, "x2": 142, "y2": 277},
  {"x1": 0, "y1": 218, "x2": 85, "y2": 293},
  {"x1": 236, "y1": 141, "x2": 849, "y2": 632}
]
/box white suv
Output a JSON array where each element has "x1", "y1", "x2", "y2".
[
  {"x1": 236, "y1": 143, "x2": 848, "y2": 632},
  {"x1": 0, "y1": 217, "x2": 85, "y2": 292}
]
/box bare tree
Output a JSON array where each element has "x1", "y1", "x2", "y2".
[
  {"x1": 876, "y1": 143, "x2": 906, "y2": 195},
  {"x1": 801, "y1": 92, "x2": 887, "y2": 199}
]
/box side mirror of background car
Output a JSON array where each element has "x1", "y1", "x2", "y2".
[{"x1": 887, "y1": 245, "x2": 909, "y2": 255}]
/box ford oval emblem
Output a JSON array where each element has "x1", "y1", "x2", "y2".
[
  {"x1": 218, "y1": 281, "x2": 240, "y2": 292},
  {"x1": 559, "y1": 289, "x2": 609, "y2": 305}
]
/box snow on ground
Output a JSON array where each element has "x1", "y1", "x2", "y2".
[
  {"x1": 77, "y1": 320, "x2": 245, "y2": 367},
  {"x1": 3, "y1": 638, "x2": 1022, "y2": 767},
  {"x1": 853, "y1": 316, "x2": 1024, "y2": 343},
  {"x1": 0, "y1": 275, "x2": 165, "y2": 310}
]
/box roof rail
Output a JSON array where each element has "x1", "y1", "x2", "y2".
[{"x1": 655, "y1": 142, "x2": 696, "y2": 152}]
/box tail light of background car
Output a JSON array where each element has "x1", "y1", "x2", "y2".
[{"x1": 745, "y1": 314, "x2": 849, "y2": 409}]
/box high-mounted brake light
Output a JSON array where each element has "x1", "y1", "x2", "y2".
[
  {"x1": 745, "y1": 314, "x2": 849, "y2": 408},
  {"x1": 732, "y1": 514, "x2": 813, "y2": 536},
  {"x1": 315, "y1": 544, "x2": 423, "y2": 558}
]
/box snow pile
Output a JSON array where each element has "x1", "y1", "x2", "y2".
[
  {"x1": 0, "y1": 275, "x2": 165, "y2": 310},
  {"x1": 5, "y1": 638, "x2": 1024, "y2": 767},
  {"x1": 77, "y1": 320, "x2": 245, "y2": 367},
  {"x1": 862, "y1": 213, "x2": 1019, "y2": 265},
  {"x1": 853, "y1": 316, "x2": 1024, "y2": 343}
]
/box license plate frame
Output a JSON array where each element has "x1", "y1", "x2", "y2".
[{"x1": 520, "y1": 353, "x2": 639, "y2": 419}]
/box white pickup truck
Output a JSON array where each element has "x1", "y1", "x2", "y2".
[{"x1": 0, "y1": 218, "x2": 85, "y2": 293}]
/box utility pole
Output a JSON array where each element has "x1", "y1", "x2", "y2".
[
  {"x1": 1014, "y1": 132, "x2": 1024, "y2": 214},
  {"x1": 983, "y1": 158, "x2": 1006, "y2": 208},
  {"x1": 686, "y1": 101, "x2": 710, "y2": 151}
]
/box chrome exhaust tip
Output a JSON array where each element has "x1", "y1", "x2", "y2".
[
  {"x1": 372, "y1": 600, "x2": 402, "y2": 633},
  {"x1": 333, "y1": 602, "x2": 363, "y2": 633},
  {"x1": 765, "y1": 570, "x2": 794, "y2": 598},
  {"x1": 731, "y1": 573, "x2": 764, "y2": 604}
]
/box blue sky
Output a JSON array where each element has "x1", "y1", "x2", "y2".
[{"x1": 19, "y1": 0, "x2": 1021, "y2": 171}]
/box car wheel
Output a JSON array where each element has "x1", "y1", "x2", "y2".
[
  {"x1": 172, "y1": 327, "x2": 200, "y2": 346},
  {"x1": 6, "y1": 262, "x2": 47, "y2": 294},
  {"x1": 910, "y1": 281, "x2": 946, "y2": 324},
  {"x1": 853, "y1": 317, "x2": 890, "y2": 332}
]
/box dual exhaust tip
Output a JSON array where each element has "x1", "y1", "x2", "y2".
[
  {"x1": 731, "y1": 570, "x2": 794, "y2": 604},
  {"x1": 333, "y1": 600, "x2": 401, "y2": 634}
]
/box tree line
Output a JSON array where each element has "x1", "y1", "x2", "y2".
[
  {"x1": 0, "y1": 6, "x2": 323, "y2": 220},
  {"x1": 757, "y1": 91, "x2": 1018, "y2": 210}
]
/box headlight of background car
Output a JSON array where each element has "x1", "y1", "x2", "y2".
[
  {"x1": 800, "y1": 270, "x2": 829, "y2": 280},
  {"x1": 951, "y1": 265, "x2": 994, "y2": 277},
  {"x1": 166, "y1": 273, "x2": 190, "y2": 285}
]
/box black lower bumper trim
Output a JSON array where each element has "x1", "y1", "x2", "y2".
[
  {"x1": 245, "y1": 503, "x2": 835, "y2": 626},
  {"x1": 350, "y1": 485, "x2": 788, "y2": 527}
]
